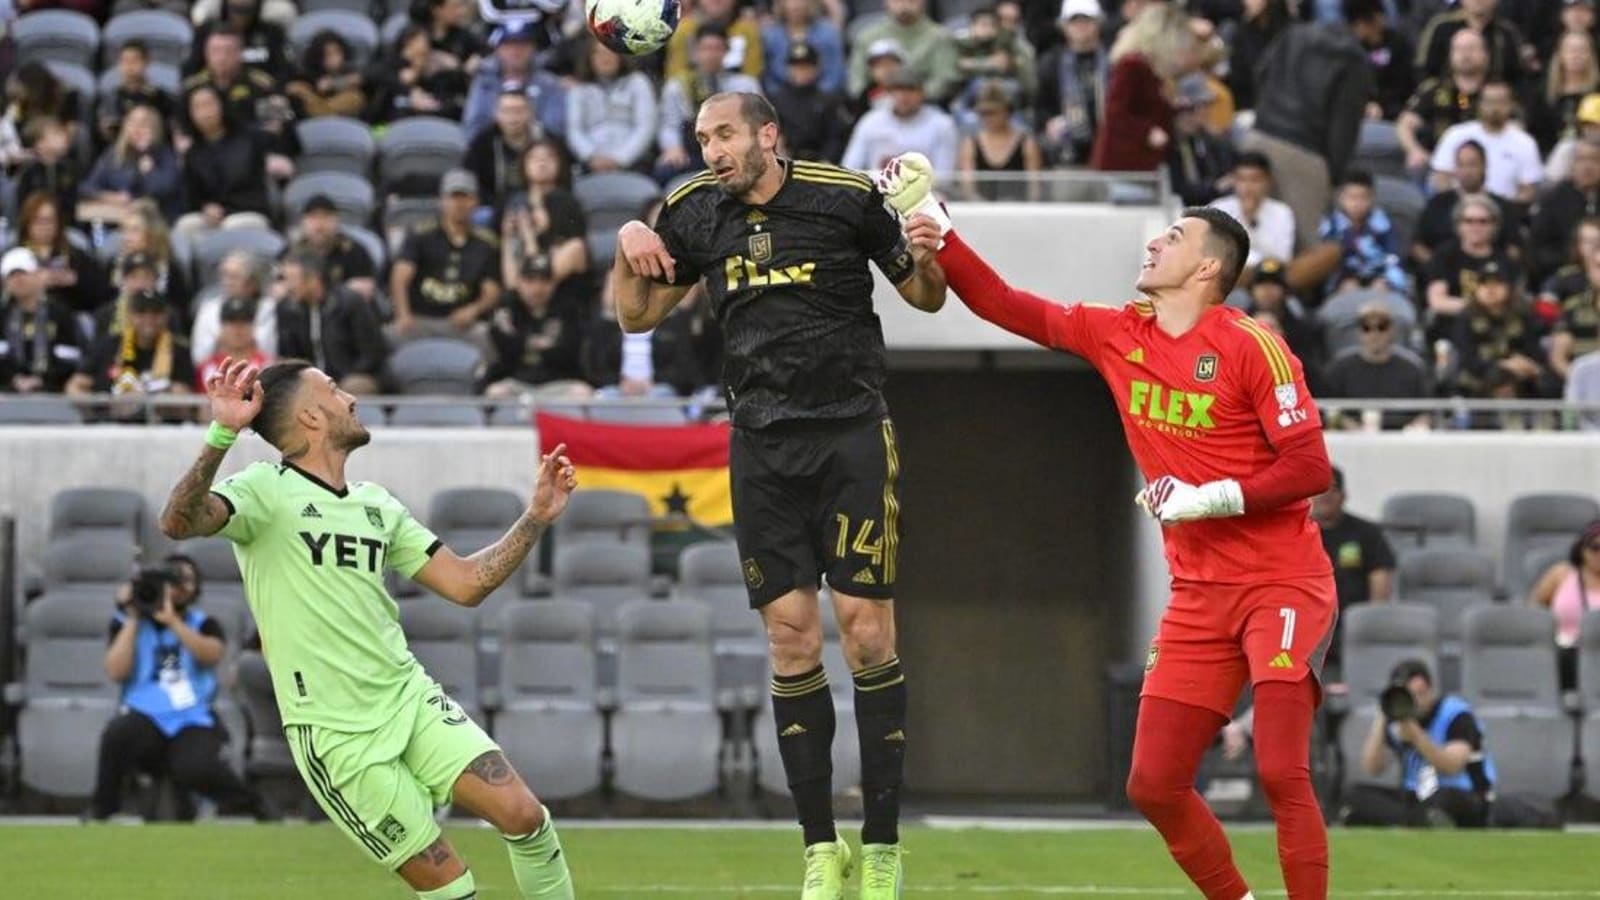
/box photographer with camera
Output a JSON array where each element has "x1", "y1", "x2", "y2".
[
  {"x1": 1344, "y1": 658, "x2": 1497, "y2": 827},
  {"x1": 88, "y1": 555, "x2": 268, "y2": 821}
]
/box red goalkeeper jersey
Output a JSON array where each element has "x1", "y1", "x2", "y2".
[{"x1": 938, "y1": 234, "x2": 1333, "y2": 584}]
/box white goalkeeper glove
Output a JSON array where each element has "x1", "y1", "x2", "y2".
[
  {"x1": 874, "y1": 152, "x2": 953, "y2": 240},
  {"x1": 1135, "y1": 476, "x2": 1245, "y2": 524}
]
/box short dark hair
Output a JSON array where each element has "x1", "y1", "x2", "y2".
[
  {"x1": 121, "y1": 39, "x2": 149, "y2": 59},
  {"x1": 1481, "y1": 77, "x2": 1514, "y2": 96},
  {"x1": 1339, "y1": 167, "x2": 1374, "y2": 189},
  {"x1": 1456, "y1": 138, "x2": 1486, "y2": 161},
  {"x1": 1181, "y1": 206, "x2": 1250, "y2": 299},
  {"x1": 1390, "y1": 658, "x2": 1433, "y2": 687},
  {"x1": 1234, "y1": 151, "x2": 1272, "y2": 175},
  {"x1": 1342, "y1": 0, "x2": 1384, "y2": 24},
  {"x1": 696, "y1": 23, "x2": 730, "y2": 43},
  {"x1": 253, "y1": 359, "x2": 314, "y2": 450},
  {"x1": 285, "y1": 251, "x2": 329, "y2": 287},
  {"x1": 706, "y1": 91, "x2": 779, "y2": 133},
  {"x1": 163, "y1": 553, "x2": 202, "y2": 601}
]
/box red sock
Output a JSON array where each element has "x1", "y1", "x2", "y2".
[
  {"x1": 1252, "y1": 678, "x2": 1329, "y2": 900},
  {"x1": 1127, "y1": 696, "x2": 1250, "y2": 900}
]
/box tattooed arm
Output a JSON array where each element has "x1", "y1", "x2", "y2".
[
  {"x1": 412, "y1": 445, "x2": 579, "y2": 608},
  {"x1": 158, "y1": 446, "x2": 233, "y2": 540}
]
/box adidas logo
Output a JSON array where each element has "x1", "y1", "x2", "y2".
[
  {"x1": 853, "y1": 568, "x2": 877, "y2": 585},
  {"x1": 301, "y1": 503, "x2": 322, "y2": 518},
  {"x1": 884, "y1": 729, "x2": 905, "y2": 742},
  {"x1": 780, "y1": 723, "x2": 807, "y2": 737},
  {"x1": 1125, "y1": 347, "x2": 1145, "y2": 364},
  {"x1": 1268, "y1": 651, "x2": 1294, "y2": 669}
]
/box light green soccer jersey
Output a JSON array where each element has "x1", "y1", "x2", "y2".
[{"x1": 212, "y1": 461, "x2": 441, "y2": 732}]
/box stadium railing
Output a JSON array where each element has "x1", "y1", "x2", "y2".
[{"x1": 891, "y1": 169, "x2": 1174, "y2": 207}]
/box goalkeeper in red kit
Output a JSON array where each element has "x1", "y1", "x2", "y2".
[{"x1": 879, "y1": 154, "x2": 1335, "y2": 900}]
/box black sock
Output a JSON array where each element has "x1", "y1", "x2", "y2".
[
  {"x1": 771, "y1": 664, "x2": 837, "y2": 846},
  {"x1": 854, "y1": 656, "x2": 907, "y2": 846}
]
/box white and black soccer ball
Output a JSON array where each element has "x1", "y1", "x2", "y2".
[{"x1": 584, "y1": 0, "x2": 681, "y2": 56}]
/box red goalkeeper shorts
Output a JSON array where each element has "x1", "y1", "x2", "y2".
[{"x1": 1141, "y1": 577, "x2": 1338, "y2": 719}]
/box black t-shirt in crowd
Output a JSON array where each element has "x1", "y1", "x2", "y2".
[
  {"x1": 86, "y1": 332, "x2": 196, "y2": 394},
  {"x1": 652, "y1": 159, "x2": 914, "y2": 430},
  {"x1": 1322, "y1": 353, "x2": 1432, "y2": 418},
  {"x1": 486, "y1": 298, "x2": 585, "y2": 386},
  {"x1": 1404, "y1": 77, "x2": 1479, "y2": 150},
  {"x1": 292, "y1": 235, "x2": 376, "y2": 288},
  {"x1": 1320, "y1": 511, "x2": 1397, "y2": 611},
  {"x1": 1556, "y1": 289, "x2": 1600, "y2": 359},
  {"x1": 399, "y1": 220, "x2": 500, "y2": 319}
]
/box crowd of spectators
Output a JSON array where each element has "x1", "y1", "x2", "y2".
[{"x1": 2, "y1": 0, "x2": 1600, "y2": 423}]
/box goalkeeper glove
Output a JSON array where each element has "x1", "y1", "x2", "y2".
[
  {"x1": 874, "y1": 152, "x2": 953, "y2": 240},
  {"x1": 1136, "y1": 476, "x2": 1245, "y2": 524}
]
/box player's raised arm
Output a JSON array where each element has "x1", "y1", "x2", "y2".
[
  {"x1": 411, "y1": 444, "x2": 580, "y2": 607},
  {"x1": 613, "y1": 219, "x2": 695, "y2": 332},
  {"x1": 159, "y1": 358, "x2": 262, "y2": 540}
]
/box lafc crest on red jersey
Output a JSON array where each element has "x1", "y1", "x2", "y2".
[{"x1": 1194, "y1": 354, "x2": 1218, "y2": 382}]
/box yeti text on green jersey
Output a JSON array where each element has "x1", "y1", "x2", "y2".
[{"x1": 212, "y1": 460, "x2": 441, "y2": 731}]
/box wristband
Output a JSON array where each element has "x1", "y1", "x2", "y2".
[{"x1": 205, "y1": 421, "x2": 238, "y2": 450}]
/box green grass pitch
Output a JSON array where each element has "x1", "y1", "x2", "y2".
[{"x1": 8, "y1": 823, "x2": 1600, "y2": 897}]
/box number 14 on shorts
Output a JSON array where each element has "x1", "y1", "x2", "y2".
[{"x1": 835, "y1": 513, "x2": 884, "y2": 587}]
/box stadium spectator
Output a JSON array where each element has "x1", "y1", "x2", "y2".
[
  {"x1": 1451, "y1": 261, "x2": 1546, "y2": 398},
  {"x1": 1425, "y1": 194, "x2": 1517, "y2": 337},
  {"x1": 1528, "y1": 31, "x2": 1599, "y2": 155},
  {"x1": 841, "y1": 68, "x2": 959, "y2": 174},
  {"x1": 181, "y1": 27, "x2": 287, "y2": 136},
  {"x1": 413, "y1": 0, "x2": 488, "y2": 75},
  {"x1": 287, "y1": 194, "x2": 378, "y2": 302},
  {"x1": 1185, "y1": 18, "x2": 1234, "y2": 139},
  {"x1": 1348, "y1": 0, "x2": 1415, "y2": 121},
  {"x1": 1244, "y1": 258, "x2": 1322, "y2": 374},
  {"x1": 1165, "y1": 77, "x2": 1233, "y2": 207},
  {"x1": 1222, "y1": 0, "x2": 1290, "y2": 112},
  {"x1": 284, "y1": 31, "x2": 368, "y2": 121},
  {"x1": 1415, "y1": 0, "x2": 1527, "y2": 84},
  {"x1": 500, "y1": 140, "x2": 589, "y2": 298},
  {"x1": 1412, "y1": 140, "x2": 1517, "y2": 266},
  {"x1": 952, "y1": 5, "x2": 1038, "y2": 112},
  {"x1": 1321, "y1": 302, "x2": 1433, "y2": 429},
  {"x1": 188, "y1": 0, "x2": 290, "y2": 82},
  {"x1": 565, "y1": 38, "x2": 659, "y2": 174},
  {"x1": 1311, "y1": 466, "x2": 1396, "y2": 671},
  {"x1": 1429, "y1": 80, "x2": 1542, "y2": 203},
  {"x1": 190, "y1": 250, "x2": 276, "y2": 362},
  {"x1": 276, "y1": 252, "x2": 385, "y2": 394},
  {"x1": 17, "y1": 192, "x2": 108, "y2": 317},
  {"x1": 768, "y1": 42, "x2": 851, "y2": 164},
  {"x1": 665, "y1": 0, "x2": 766, "y2": 84},
  {"x1": 1539, "y1": 215, "x2": 1600, "y2": 310},
  {"x1": 14, "y1": 118, "x2": 81, "y2": 232},
  {"x1": 174, "y1": 84, "x2": 277, "y2": 241},
  {"x1": 1089, "y1": 3, "x2": 1192, "y2": 173},
  {"x1": 195, "y1": 296, "x2": 271, "y2": 393},
  {"x1": 1210, "y1": 153, "x2": 1296, "y2": 271},
  {"x1": 69, "y1": 289, "x2": 196, "y2": 416},
  {"x1": 1529, "y1": 139, "x2": 1600, "y2": 285},
  {"x1": 1036, "y1": 0, "x2": 1107, "y2": 167},
  {"x1": 483, "y1": 252, "x2": 590, "y2": 399},
  {"x1": 98, "y1": 41, "x2": 174, "y2": 146},
  {"x1": 0, "y1": 247, "x2": 84, "y2": 394},
  {"x1": 89, "y1": 556, "x2": 268, "y2": 822},
  {"x1": 464, "y1": 88, "x2": 546, "y2": 221},
  {"x1": 657, "y1": 26, "x2": 763, "y2": 181},
  {"x1": 461, "y1": 20, "x2": 567, "y2": 139},
  {"x1": 1, "y1": 62, "x2": 82, "y2": 167},
  {"x1": 1546, "y1": 93, "x2": 1600, "y2": 184},
  {"x1": 389, "y1": 169, "x2": 502, "y2": 346},
  {"x1": 762, "y1": 0, "x2": 847, "y2": 96},
  {"x1": 81, "y1": 104, "x2": 184, "y2": 222},
  {"x1": 1536, "y1": 0, "x2": 1599, "y2": 62},
  {"x1": 1398, "y1": 29, "x2": 1488, "y2": 175},
  {"x1": 1319, "y1": 169, "x2": 1410, "y2": 296},
  {"x1": 958, "y1": 80, "x2": 1043, "y2": 202},
  {"x1": 584, "y1": 274, "x2": 718, "y2": 398},
  {"x1": 847, "y1": 0, "x2": 959, "y2": 104},
  {"x1": 854, "y1": 38, "x2": 906, "y2": 115},
  {"x1": 1242, "y1": 5, "x2": 1372, "y2": 248},
  {"x1": 1546, "y1": 244, "x2": 1600, "y2": 382},
  {"x1": 1346, "y1": 659, "x2": 1496, "y2": 828},
  {"x1": 1527, "y1": 519, "x2": 1600, "y2": 691},
  {"x1": 368, "y1": 23, "x2": 471, "y2": 125},
  {"x1": 108, "y1": 200, "x2": 191, "y2": 326}
]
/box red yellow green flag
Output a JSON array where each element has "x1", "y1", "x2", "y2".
[{"x1": 536, "y1": 412, "x2": 733, "y2": 525}]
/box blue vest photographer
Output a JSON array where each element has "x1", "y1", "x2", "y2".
[
  {"x1": 88, "y1": 555, "x2": 268, "y2": 820},
  {"x1": 1343, "y1": 658, "x2": 1497, "y2": 827}
]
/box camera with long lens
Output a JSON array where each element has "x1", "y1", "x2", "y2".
[
  {"x1": 1380, "y1": 682, "x2": 1417, "y2": 721},
  {"x1": 128, "y1": 566, "x2": 176, "y2": 619}
]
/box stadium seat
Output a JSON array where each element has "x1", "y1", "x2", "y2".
[
  {"x1": 17, "y1": 695, "x2": 117, "y2": 798},
  {"x1": 1374, "y1": 176, "x2": 1425, "y2": 253},
  {"x1": 752, "y1": 641, "x2": 862, "y2": 798},
  {"x1": 488, "y1": 402, "x2": 533, "y2": 428},
  {"x1": 21, "y1": 590, "x2": 120, "y2": 699},
  {"x1": 1564, "y1": 352, "x2": 1600, "y2": 431},
  {"x1": 0, "y1": 396, "x2": 81, "y2": 424},
  {"x1": 282, "y1": 171, "x2": 376, "y2": 226},
  {"x1": 301, "y1": 0, "x2": 377, "y2": 13},
  {"x1": 494, "y1": 601, "x2": 605, "y2": 800},
  {"x1": 398, "y1": 599, "x2": 482, "y2": 722},
  {"x1": 387, "y1": 403, "x2": 486, "y2": 426},
  {"x1": 586, "y1": 398, "x2": 689, "y2": 425},
  {"x1": 1354, "y1": 121, "x2": 1405, "y2": 179},
  {"x1": 14, "y1": 9, "x2": 99, "y2": 69},
  {"x1": 192, "y1": 228, "x2": 287, "y2": 292},
  {"x1": 388, "y1": 339, "x2": 483, "y2": 395},
  {"x1": 586, "y1": 227, "x2": 617, "y2": 272},
  {"x1": 177, "y1": 535, "x2": 242, "y2": 584},
  {"x1": 1504, "y1": 493, "x2": 1600, "y2": 600},
  {"x1": 287, "y1": 10, "x2": 382, "y2": 67},
  {"x1": 1477, "y1": 707, "x2": 1574, "y2": 802},
  {"x1": 42, "y1": 533, "x2": 138, "y2": 592},
  {"x1": 553, "y1": 488, "x2": 653, "y2": 552},
  {"x1": 1462, "y1": 604, "x2": 1560, "y2": 709},
  {"x1": 675, "y1": 541, "x2": 766, "y2": 698},
  {"x1": 573, "y1": 172, "x2": 662, "y2": 234},
  {"x1": 431, "y1": 487, "x2": 525, "y2": 537},
  {"x1": 380, "y1": 12, "x2": 410, "y2": 49},
  {"x1": 48, "y1": 486, "x2": 146, "y2": 545},
  {"x1": 234, "y1": 651, "x2": 296, "y2": 776},
  {"x1": 41, "y1": 60, "x2": 96, "y2": 109},
  {"x1": 1380, "y1": 492, "x2": 1476, "y2": 554},
  {"x1": 96, "y1": 61, "x2": 182, "y2": 102},
  {"x1": 102, "y1": 10, "x2": 193, "y2": 69},
  {"x1": 378, "y1": 117, "x2": 466, "y2": 196},
  {"x1": 295, "y1": 116, "x2": 378, "y2": 177},
  {"x1": 1339, "y1": 602, "x2": 1440, "y2": 706},
  {"x1": 609, "y1": 600, "x2": 723, "y2": 801},
  {"x1": 381, "y1": 196, "x2": 443, "y2": 246},
  {"x1": 1395, "y1": 547, "x2": 1496, "y2": 666},
  {"x1": 176, "y1": 536, "x2": 249, "y2": 645},
  {"x1": 340, "y1": 223, "x2": 388, "y2": 274},
  {"x1": 550, "y1": 541, "x2": 653, "y2": 640}
]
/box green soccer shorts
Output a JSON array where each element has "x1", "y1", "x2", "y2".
[{"x1": 285, "y1": 679, "x2": 499, "y2": 871}]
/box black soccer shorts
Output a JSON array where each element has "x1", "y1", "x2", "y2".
[{"x1": 729, "y1": 416, "x2": 903, "y2": 608}]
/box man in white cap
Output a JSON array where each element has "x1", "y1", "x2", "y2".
[
  {"x1": 1037, "y1": 0, "x2": 1108, "y2": 166},
  {"x1": 1, "y1": 246, "x2": 85, "y2": 393}
]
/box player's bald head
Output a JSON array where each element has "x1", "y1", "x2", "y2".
[
  {"x1": 252, "y1": 359, "x2": 315, "y2": 451},
  {"x1": 1181, "y1": 206, "x2": 1250, "y2": 301}
]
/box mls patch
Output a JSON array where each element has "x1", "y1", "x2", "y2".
[
  {"x1": 1274, "y1": 383, "x2": 1299, "y2": 410},
  {"x1": 743, "y1": 558, "x2": 765, "y2": 590},
  {"x1": 1145, "y1": 642, "x2": 1159, "y2": 673},
  {"x1": 377, "y1": 814, "x2": 407, "y2": 845},
  {"x1": 749, "y1": 232, "x2": 773, "y2": 263},
  {"x1": 365, "y1": 506, "x2": 384, "y2": 529},
  {"x1": 1194, "y1": 353, "x2": 1218, "y2": 382}
]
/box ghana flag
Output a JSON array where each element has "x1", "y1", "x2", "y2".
[{"x1": 536, "y1": 412, "x2": 733, "y2": 525}]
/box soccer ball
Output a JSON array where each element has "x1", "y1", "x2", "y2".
[{"x1": 585, "y1": 0, "x2": 680, "y2": 56}]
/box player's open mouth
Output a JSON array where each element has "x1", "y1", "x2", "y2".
[{"x1": 714, "y1": 167, "x2": 736, "y2": 180}]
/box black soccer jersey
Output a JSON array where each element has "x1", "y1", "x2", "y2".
[{"x1": 652, "y1": 159, "x2": 916, "y2": 430}]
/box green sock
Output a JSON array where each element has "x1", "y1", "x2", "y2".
[
  {"x1": 416, "y1": 869, "x2": 476, "y2": 900},
  {"x1": 503, "y1": 806, "x2": 574, "y2": 899}
]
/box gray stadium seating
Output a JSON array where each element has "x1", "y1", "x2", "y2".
[
  {"x1": 1373, "y1": 175, "x2": 1425, "y2": 252},
  {"x1": 1504, "y1": 493, "x2": 1600, "y2": 600},
  {"x1": 42, "y1": 533, "x2": 138, "y2": 593},
  {"x1": 48, "y1": 486, "x2": 145, "y2": 545},
  {"x1": 573, "y1": 172, "x2": 662, "y2": 233},
  {"x1": 192, "y1": 228, "x2": 287, "y2": 292},
  {"x1": 1354, "y1": 120, "x2": 1405, "y2": 179},
  {"x1": 14, "y1": 10, "x2": 99, "y2": 69},
  {"x1": 429, "y1": 486, "x2": 531, "y2": 622},
  {"x1": 296, "y1": 116, "x2": 378, "y2": 176},
  {"x1": 495, "y1": 601, "x2": 605, "y2": 800},
  {"x1": 18, "y1": 696, "x2": 116, "y2": 798},
  {"x1": 389, "y1": 339, "x2": 483, "y2": 396},
  {"x1": 1336, "y1": 602, "x2": 1438, "y2": 790},
  {"x1": 1395, "y1": 548, "x2": 1496, "y2": 688},
  {"x1": 96, "y1": 61, "x2": 182, "y2": 101},
  {"x1": 1478, "y1": 707, "x2": 1573, "y2": 802},
  {"x1": 610, "y1": 600, "x2": 722, "y2": 801},
  {"x1": 753, "y1": 640, "x2": 863, "y2": 798},
  {"x1": 282, "y1": 171, "x2": 377, "y2": 227},
  {"x1": 1380, "y1": 492, "x2": 1476, "y2": 554},
  {"x1": 0, "y1": 396, "x2": 82, "y2": 424},
  {"x1": 301, "y1": 0, "x2": 378, "y2": 15},
  {"x1": 341, "y1": 223, "x2": 388, "y2": 274},
  {"x1": 176, "y1": 536, "x2": 242, "y2": 584},
  {"x1": 14, "y1": 591, "x2": 118, "y2": 796},
  {"x1": 378, "y1": 117, "x2": 466, "y2": 194},
  {"x1": 287, "y1": 10, "x2": 381, "y2": 67},
  {"x1": 41, "y1": 60, "x2": 95, "y2": 106},
  {"x1": 1462, "y1": 605, "x2": 1560, "y2": 709},
  {"x1": 585, "y1": 400, "x2": 689, "y2": 425},
  {"x1": 234, "y1": 651, "x2": 295, "y2": 776},
  {"x1": 102, "y1": 10, "x2": 193, "y2": 68},
  {"x1": 550, "y1": 541, "x2": 653, "y2": 640},
  {"x1": 1563, "y1": 352, "x2": 1600, "y2": 431},
  {"x1": 675, "y1": 541, "x2": 766, "y2": 698},
  {"x1": 398, "y1": 599, "x2": 482, "y2": 722},
  {"x1": 388, "y1": 403, "x2": 486, "y2": 427},
  {"x1": 176, "y1": 536, "x2": 250, "y2": 647},
  {"x1": 553, "y1": 488, "x2": 653, "y2": 552}
]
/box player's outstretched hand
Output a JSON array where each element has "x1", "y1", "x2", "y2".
[
  {"x1": 875, "y1": 152, "x2": 952, "y2": 239},
  {"x1": 206, "y1": 357, "x2": 263, "y2": 433},
  {"x1": 618, "y1": 220, "x2": 677, "y2": 283},
  {"x1": 1135, "y1": 475, "x2": 1245, "y2": 524},
  {"x1": 530, "y1": 443, "x2": 580, "y2": 525},
  {"x1": 904, "y1": 214, "x2": 945, "y2": 259}
]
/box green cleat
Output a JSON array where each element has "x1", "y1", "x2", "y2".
[
  {"x1": 801, "y1": 839, "x2": 853, "y2": 900},
  {"x1": 858, "y1": 843, "x2": 904, "y2": 900}
]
